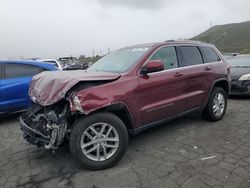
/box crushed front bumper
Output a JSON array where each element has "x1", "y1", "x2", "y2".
[{"x1": 19, "y1": 116, "x2": 50, "y2": 146}]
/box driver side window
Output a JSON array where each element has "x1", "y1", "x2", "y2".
[{"x1": 150, "y1": 47, "x2": 178, "y2": 70}]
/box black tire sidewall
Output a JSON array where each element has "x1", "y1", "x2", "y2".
[
  {"x1": 69, "y1": 112, "x2": 128, "y2": 170},
  {"x1": 208, "y1": 87, "x2": 227, "y2": 121}
]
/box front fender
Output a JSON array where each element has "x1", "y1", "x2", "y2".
[{"x1": 69, "y1": 91, "x2": 111, "y2": 115}]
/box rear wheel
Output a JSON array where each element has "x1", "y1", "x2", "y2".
[
  {"x1": 202, "y1": 87, "x2": 227, "y2": 121},
  {"x1": 69, "y1": 112, "x2": 128, "y2": 170}
]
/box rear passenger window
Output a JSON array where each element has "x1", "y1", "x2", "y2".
[
  {"x1": 200, "y1": 47, "x2": 221, "y2": 63},
  {"x1": 149, "y1": 47, "x2": 178, "y2": 70},
  {"x1": 5, "y1": 64, "x2": 42, "y2": 79},
  {"x1": 179, "y1": 46, "x2": 203, "y2": 66}
]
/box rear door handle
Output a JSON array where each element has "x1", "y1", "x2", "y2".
[
  {"x1": 204, "y1": 67, "x2": 212, "y2": 71},
  {"x1": 174, "y1": 72, "x2": 183, "y2": 77}
]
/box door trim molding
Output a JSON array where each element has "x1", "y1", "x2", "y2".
[{"x1": 129, "y1": 107, "x2": 201, "y2": 135}]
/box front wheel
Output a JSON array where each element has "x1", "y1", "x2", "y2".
[
  {"x1": 202, "y1": 87, "x2": 227, "y2": 121},
  {"x1": 69, "y1": 112, "x2": 128, "y2": 170}
]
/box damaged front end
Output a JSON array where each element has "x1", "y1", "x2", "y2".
[
  {"x1": 19, "y1": 70, "x2": 120, "y2": 150},
  {"x1": 20, "y1": 101, "x2": 70, "y2": 150}
]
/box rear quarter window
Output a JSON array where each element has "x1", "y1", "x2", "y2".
[
  {"x1": 179, "y1": 46, "x2": 203, "y2": 67},
  {"x1": 5, "y1": 64, "x2": 43, "y2": 79},
  {"x1": 200, "y1": 47, "x2": 221, "y2": 63}
]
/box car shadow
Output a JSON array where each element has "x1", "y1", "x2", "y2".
[
  {"x1": 0, "y1": 112, "x2": 21, "y2": 124},
  {"x1": 229, "y1": 95, "x2": 250, "y2": 100}
]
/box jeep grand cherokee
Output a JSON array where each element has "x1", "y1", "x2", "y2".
[{"x1": 20, "y1": 40, "x2": 230, "y2": 170}]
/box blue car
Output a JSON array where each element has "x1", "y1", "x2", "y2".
[{"x1": 0, "y1": 60, "x2": 57, "y2": 114}]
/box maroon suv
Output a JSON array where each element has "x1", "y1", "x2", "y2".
[{"x1": 20, "y1": 40, "x2": 230, "y2": 169}]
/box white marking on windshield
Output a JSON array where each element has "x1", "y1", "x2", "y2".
[{"x1": 132, "y1": 48, "x2": 149, "y2": 52}]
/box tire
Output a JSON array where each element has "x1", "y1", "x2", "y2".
[
  {"x1": 69, "y1": 112, "x2": 128, "y2": 170},
  {"x1": 202, "y1": 87, "x2": 227, "y2": 121}
]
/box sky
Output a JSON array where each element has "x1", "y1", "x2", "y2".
[{"x1": 0, "y1": 0, "x2": 250, "y2": 59}]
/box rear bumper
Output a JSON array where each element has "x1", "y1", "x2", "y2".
[
  {"x1": 230, "y1": 80, "x2": 250, "y2": 96},
  {"x1": 19, "y1": 116, "x2": 50, "y2": 146}
]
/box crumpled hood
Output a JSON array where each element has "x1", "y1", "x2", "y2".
[{"x1": 29, "y1": 70, "x2": 120, "y2": 106}]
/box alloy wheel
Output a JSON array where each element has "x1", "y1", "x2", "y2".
[
  {"x1": 80, "y1": 123, "x2": 119, "y2": 162},
  {"x1": 212, "y1": 93, "x2": 225, "y2": 116}
]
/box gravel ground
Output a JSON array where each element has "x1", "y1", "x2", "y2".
[{"x1": 0, "y1": 97, "x2": 250, "y2": 188}]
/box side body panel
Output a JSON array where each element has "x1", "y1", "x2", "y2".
[
  {"x1": 181, "y1": 64, "x2": 214, "y2": 110},
  {"x1": 135, "y1": 69, "x2": 187, "y2": 126},
  {"x1": 73, "y1": 76, "x2": 140, "y2": 127},
  {"x1": 176, "y1": 45, "x2": 226, "y2": 110}
]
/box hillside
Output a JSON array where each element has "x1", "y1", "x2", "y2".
[{"x1": 191, "y1": 21, "x2": 250, "y2": 53}]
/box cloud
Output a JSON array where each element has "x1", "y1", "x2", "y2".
[
  {"x1": 221, "y1": 0, "x2": 250, "y2": 18},
  {"x1": 0, "y1": 0, "x2": 249, "y2": 59},
  {"x1": 95, "y1": 0, "x2": 169, "y2": 10}
]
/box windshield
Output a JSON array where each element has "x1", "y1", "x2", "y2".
[
  {"x1": 228, "y1": 56, "x2": 250, "y2": 67},
  {"x1": 44, "y1": 61, "x2": 58, "y2": 67},
  {"x1": 88, "y1": 47, "x2": 149, "y2": 73}
]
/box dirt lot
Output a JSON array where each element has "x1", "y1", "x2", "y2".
[{"x1": 0, "y1": 98, "x2": 250, "y2": 188}]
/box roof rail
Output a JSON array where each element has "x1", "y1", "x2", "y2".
[{"x1": 165, "y1": 40, "x2": 175, "y2": 42}]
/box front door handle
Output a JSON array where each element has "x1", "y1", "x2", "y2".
[
  {"x1": 174, "y1": 72, "x2": 183, "y2": 77},
  {"x1": 204, "y1": 67, "x2": 212, "y2": 71}
]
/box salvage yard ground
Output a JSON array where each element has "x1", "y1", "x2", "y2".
[{"x1": 0, "y1": 97, "x2": 250, "y2": 188}]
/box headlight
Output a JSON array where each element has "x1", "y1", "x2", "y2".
[
  {"x1": 73, "y1": 96, "x2": 84, "y2": 113},
  {"x1": 239, "y1": 73, "x2": 250, "y2": 81},
  {"x1": 31, "y1": 96, "x2": 37, "y2": 102}
]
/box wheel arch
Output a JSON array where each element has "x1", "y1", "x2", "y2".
[
  {"x1": 87, "y1": 102, "x2": 135, "y2": 132},
  {"x1": 213, "y1": 79, "x2": 230, "y2": 96},
  {"x1": 202, "y1": 78, "x2": 230, "y2": 111}
]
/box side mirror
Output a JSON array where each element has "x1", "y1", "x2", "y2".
[{"x1": 140, "y1": 60, "x2": 164, "y2": 75}]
